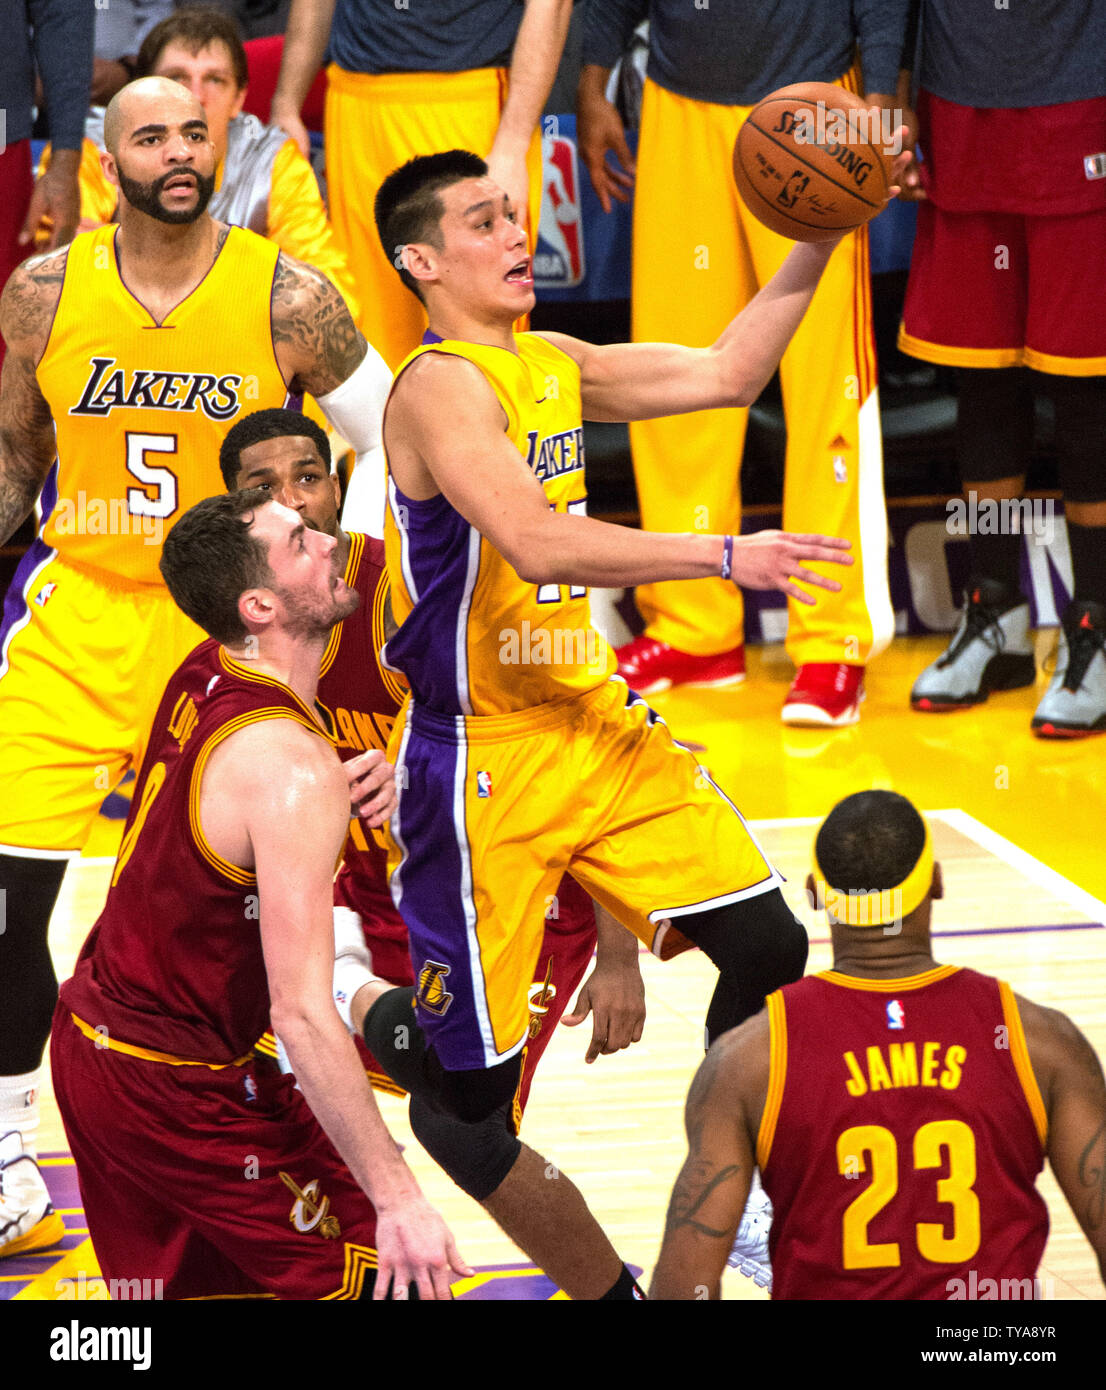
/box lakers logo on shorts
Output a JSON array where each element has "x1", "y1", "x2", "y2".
[
  {"x1": 279, "y1": 1171, "x2": 341, "y2": 1240},
  {"x1": 416, "y1": 960, "x2": 454, "y2": 1017}
]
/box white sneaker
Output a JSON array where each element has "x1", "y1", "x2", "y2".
[
  {"x1": 727, "y1": 1173, "x2": 773, "y2": 1291},
  {"x1": 0, "y1": 1130, "x2": 65, "y2": 1259}
]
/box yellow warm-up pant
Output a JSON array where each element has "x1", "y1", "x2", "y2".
[
  {"x1": 629, "y1": 76, "x2": 894, "y2": 668},
  {"x1": 324, "y1": 66, "x2": 544, "y2": 372}
]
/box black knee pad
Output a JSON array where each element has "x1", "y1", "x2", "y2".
[
  {"x1": 0, "y1": 854, "x2": 67, "y2": 1072},
  {"x1": 362, "y1": 987, "x2": 523, "y2": 1123},
  {"x1": 675, "y1": 888, "x2": 808, "y2": 1043},
  {"x1": 362, "y1": 986, "x2": 431, "y2": 1095},
  {"x1": 409, "y1": 1095, "x2": 521, "y2": 1202},
  {"x1": 430, "y1": 1053, "x2": 524, "y2": 1124}
]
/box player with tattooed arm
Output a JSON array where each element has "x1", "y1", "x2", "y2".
[
  {"x1": 651, "y1": 791, "x2": 1106, "y2": 1299},
  {"x1": 0, "y1": 77, "x2": 390, "y2": 1256}
]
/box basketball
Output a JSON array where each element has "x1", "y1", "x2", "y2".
[{"x1": 733, "y1": 82, "x2": 895, "y2": 241}]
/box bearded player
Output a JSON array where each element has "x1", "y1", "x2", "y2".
[
  {"x1": 651, "y1": 791, "x2": 1106, "y2": 1299},
  {"x1": 220, "y1": 408, "x2": 649, "y2": 1299},
  {"x1": 0, "y1": 77, "x2": 391, "y2": 1256},
  {"x1": 51, "y1": 489, "x2": 466, "y2": 1299}
]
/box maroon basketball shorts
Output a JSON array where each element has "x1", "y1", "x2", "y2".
[
  {"x1": 51, "y1": 1010, "x2": 379, "y2": 1300},
  {"x1": 901, "y1": 201, "x2": 1106, "y2": 376}
]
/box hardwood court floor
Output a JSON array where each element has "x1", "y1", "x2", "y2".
[{"x1": 11, "y1": 634, "x2": 1105, "y2": 1301}]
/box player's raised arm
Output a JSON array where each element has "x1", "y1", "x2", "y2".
[
  {"x1": 650, "y1": 1021, "x2": 762, "y2": 1300},
  {"x1": 1022, "y1": 997, "x2": 1106, "y2": 1283},
  {"x1": 0, "y1": 254, "x2": 67, "y2": 545},
  {"x1": 540, "y1": 142, "x2": 912, "y2": 423},
  {"x1": 227, "y1": 717, "x2": 469, "y2": 1299},
  {"x1": 390, "y1": 351, "x2": 852, "y2": 604},
  {"x1": 538, "y1": 239, "x2": 842, "y2": 423}
]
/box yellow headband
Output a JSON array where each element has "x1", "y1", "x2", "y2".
[{"x1": 812, "y1": 817, "x2": 934, "y2": 928}]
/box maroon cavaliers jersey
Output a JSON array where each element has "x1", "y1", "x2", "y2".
[
  {"x1": 59, "y1": 641, "x2": 338, "y2": 1063},
  {"x1": 317, "y1": 532, "x2": 411, "y2": 972},
  {"x1": 759, "y1": 966, "x2": 1049, "y2": 1300}
]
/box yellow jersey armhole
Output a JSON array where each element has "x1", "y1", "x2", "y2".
[
  {"x1": 756, "y1": 991, "x2": 788, "y2": 1170},
  {"x1": 189, "y1": 708, "x2": 330, "y2": 885},
  {"x1": 999, "y1": 980, "x2": 1048, "y2": 1150}
]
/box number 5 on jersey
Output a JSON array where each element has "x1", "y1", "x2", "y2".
[{"x1": 125, "y1": 432, "x2": 179, "y2": 519}]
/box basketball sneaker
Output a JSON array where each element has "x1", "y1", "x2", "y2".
[
  {"x1": 727, "y1": 1171, "x2": 772, "y2": 1291},
  {"x1": 1031, "y1": 600, "x2": 1106, "y2": 738},
  {"x1": 911, "y1": 580, "x2": 1036, "y2": 711},
  {"x1": 615, "y1": 636, "x2": 745, "y2": 696},
  {"x1": 0, "y1": 1130, "x2": 65, "y2": 1259},
  {"x1": 782, "y1": 663, "x2": 864, "y2": 726}
]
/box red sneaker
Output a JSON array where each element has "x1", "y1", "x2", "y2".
[
  {"x1": 782, "y1": 663, "x2": 865, "y2": 726},
  {"x1": 615, "y1": 635, "x2": 746, "y2": 695}
]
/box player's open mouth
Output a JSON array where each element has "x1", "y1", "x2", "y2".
[
  {"x1": 163, "y1": 176, "x2": 197, "y2": 194},
  {"x1": 505, "y1": 260, "x2": 532, "y2": 285}
]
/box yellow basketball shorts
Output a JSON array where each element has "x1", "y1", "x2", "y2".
[
  {"x1": 0, "y1": 545, "x2": 205, "y2": 853},
  {"x1": 385, "y1": 678, "x2": 783, "y2": 1069}
]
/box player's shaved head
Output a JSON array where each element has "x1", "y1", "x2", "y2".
[{"x1": 103, "y1": 77, "x2": 207, "y2": 155}]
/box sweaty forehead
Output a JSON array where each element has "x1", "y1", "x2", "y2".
[{"x1": 116, "y1": 82, "x2": 206, "y2": 139}]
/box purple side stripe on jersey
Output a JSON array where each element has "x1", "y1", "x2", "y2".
[
  {"x1": 391, "y1": 706, "x2": 497, "y2": 1070},
  {"x1": 0, "y1": 536, "x2": 56, "y2": 661},
  {"x1": 386, "y1": 480, "x2": 480, "y2": 715}
]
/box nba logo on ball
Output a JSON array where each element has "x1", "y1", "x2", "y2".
[
  {"x1": 477, "y1": 770, "x2": 493, "y2": 798},
  {"x1": 887, "y1": 1000, "x2": 905, "y2": 1030},
  {"x1": 534, "y1": 134, "x2": 585, "y2": 288}
]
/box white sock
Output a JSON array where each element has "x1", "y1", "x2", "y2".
[
  {"x1": 332, "y1": 906, "x2": 379, "y2": 1033},
  {"x1": 0, "y1": 1070, "x2": 42, "y2": 1159}
]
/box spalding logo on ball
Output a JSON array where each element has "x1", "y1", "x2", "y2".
[{"x1": 733, "y1": 82, "x2": 895, "y2": 242}]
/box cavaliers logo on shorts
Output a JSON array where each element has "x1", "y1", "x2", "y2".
[
  {"x1": 279, "y1": 1172, "x2": 341, "y2": 1240},
  {"x1": 416, "y1": 961, "x2": 454, "y2": 1016}
]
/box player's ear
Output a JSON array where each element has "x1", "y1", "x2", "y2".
[
  {"x1": 930, "y1": 862, "x2": 944, "y2": 901},
  {"x1": 804, "y1": 872, "x2": 817, "y2": 911},
  {"x1": 100, "y1": 150, "x2": 120, "y2": 190},
  {"x1": 330, "y1": 472, "x2": 342, "y2": 512},
  {"x1": 401, "y1": 241, "x2": 438, "y2": 290},
  {"x1": 238, "y1": 587, "x2": 276, "y2": 633}
]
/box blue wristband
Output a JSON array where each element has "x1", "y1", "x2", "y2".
[{"x1": 720, "y1": 534, "x2": 734, "y2": 581}]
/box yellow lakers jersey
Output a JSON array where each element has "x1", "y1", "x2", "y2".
[
  {"x1": 36, "y1": 224, "x2": 289, "y2": 585},
  {"x1": 383, "y1": 332, "x2": 616, "y2": 715}
]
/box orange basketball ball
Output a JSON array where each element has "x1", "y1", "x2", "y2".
[{"x1": 733, "y1": 82, "x2": 894, "y2": 242}]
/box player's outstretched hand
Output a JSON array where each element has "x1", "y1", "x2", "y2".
[
  {"x1": 344, "y1": 748, "x2": 397, "y2": 828},
  {"x1": 562, "y1": 960, "x2": 647, "y2": 1064},
  {"x1": 729, "y1": 531, "x2": 853, "y2": 606},
  {"x1": 374, "y1": 1196, "x2": 472, "y2": 1301}
]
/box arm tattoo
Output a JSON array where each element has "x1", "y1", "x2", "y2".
[
  {"x1": 663, "y1": 1040, "x2": 744, "y2": 1239},
  {"x1": 270, "y1": 253, "x2": 365, "y2": 396},
  {"x1": 0, "y1": 257, "x2": 66, "y2": 543},
  {"x1": 0, "y1": 251, "x2": 67, "y2": 345},
  {"x1": 664, "y1": 1161, "x2": 743, "y2": 1238},
  {"x1": 1077, "y1": 1122, "x2": 1106, "y2": 1231}
]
